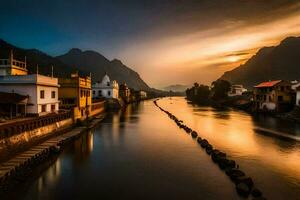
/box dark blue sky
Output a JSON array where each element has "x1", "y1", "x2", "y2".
[
  {"x1": 1, "y1": 0, "x2": 299, "y2": 86},
  {"x1": 0, "y1": 0, "x2": 157, "y2": 56}
]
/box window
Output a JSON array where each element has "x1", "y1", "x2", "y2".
[
  {"x1": 93, "y1": 90, "x2": 95, "y2": 95},
  {"x1": 80, "y1": 90, "x2": 83, "y2": 98},
  {"x1": 51, "y1": 104, "x2": 56, "y2": 111},
  {"x1": 107, "y1": 82, "x2": 110, "y2": 86},
  {"x1": 269, "y1": 96, "x2": 272, "y2": 102},
  {"x1": 278, "y1": 96, "x2": 283, "y2": 102},
  {"x1": 41, "y1": 105, "x2": 46, "y2": 112},
  {"x1": 98, "y1": 90, "x2": 102, "y2": 96},
  {"x1": 51, "y1": 91, "x2": 56, "y2": 98},
  {"x1": 281, "y1": 86, "x2": 284, "y2": 91},
  {"x1": 40, "y1": 90, "x2": 45, "y2": 99},
  {"x1": 108, "y1": 91, "x2": 111, "y2": 96}
]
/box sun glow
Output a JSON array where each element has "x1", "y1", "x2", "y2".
[{"x1": 227, "y1": 55, "x2": 240, "y2": 63}]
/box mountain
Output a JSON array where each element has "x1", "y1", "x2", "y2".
[
  {"x1": 0, "y1": 39, "x2": 77, "y2": 77},
  {"x1": 163, "y1": 84, "x2": 190, "y2": 92},
  {"x1": 0, "y1": 39, "x2": 151, "y2": 91},
  {"x1": 56, "y1": 49, "x2": 151, "y2": 91},
  {"x1": 219, "y1": 36, "x2": 300, "y2": 89}
]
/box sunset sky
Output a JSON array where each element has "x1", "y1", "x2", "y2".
[{"x1": 0, "y1": 0, "x2": 300, "y2": 88}]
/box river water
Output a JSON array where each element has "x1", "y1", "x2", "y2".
[{"x1": 7, "y1": 97, "x2": 300, "y2": 199}]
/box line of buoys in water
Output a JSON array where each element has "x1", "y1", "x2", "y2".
[{"x1": 153, "y1": 99, "x2": 266, "y2": 200}]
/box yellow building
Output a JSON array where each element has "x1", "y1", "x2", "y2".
[
  {"x1": 0, "y1": 50, "x2": 28, "y2": 76},
  {"x1": 58, "y1": 73, "x2": 92, "y2": 121},
  {"x1": 253, "y1": 80, "x2": 294, "y2": 112}
]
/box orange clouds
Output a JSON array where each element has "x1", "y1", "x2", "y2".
[{"x1": 118, "y1": 4, "x2": 300, "y2": 88}]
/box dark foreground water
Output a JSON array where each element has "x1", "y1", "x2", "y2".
[{"x1": 6, "y1": 97, "x2": 300, "y2": 199}]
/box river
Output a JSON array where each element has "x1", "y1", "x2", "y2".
[{"x1": 6, "y1": 97, "x2": 300, "y2": 199}]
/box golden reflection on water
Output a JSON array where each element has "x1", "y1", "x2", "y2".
[
  {"x1": 74, "y1": 130, "x2": 94, "y2": 161},
  {"x1": 37, "y1": 158, "x2": 61, "y2": 193},
  {"x1": 160, "y1": 97, "x2": 300, "y2": 187}
]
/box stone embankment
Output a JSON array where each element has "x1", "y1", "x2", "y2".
[
  {"x1": 154, "y1": 99, "x2": 266, "y2": 200},
  {"x1": 0, "y1": 116, "x2": 104, "y2": 195}
]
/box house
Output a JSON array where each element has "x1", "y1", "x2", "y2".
[
  {"x1": 295, "y1": 86, "x2": 300, "y2": 106},
  {"x1": 119, "y1": 83, "x2": 131, "y2": 103},
  {"x1": 58, "y1": 73, "x2": 92, "y2": 121},
  {"x1": 228, "y1": 84, "x2": 247, "y2": 97},
  {"x1": 92, "y1": 74, "x2": 119, "y2": 99},
  {"x1": 0, "y1": 92, "x2": 29, "y2": 118},
  {"x1": 0, "y1": 74, "x2": 59, "y2": 116},
  {"x1": 0, "y1": 50, "x2": 28, "y2": 76},
  {"x1": 134, "y1": 90, "x2": 147, "y2": 101},
  {"x1": 291, "y1": 80, "x2": 300, "y2": 90},
  {"x1": 253, "y1": 80, "x2": 294, "y2": 112},
  {"x1": 0, "y1": 53, "x2": 59, "y2": 116}
]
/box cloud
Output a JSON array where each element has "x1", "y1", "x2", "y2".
[{"x1": 120, "y1": 8, "x2": 300, "y2": 86}]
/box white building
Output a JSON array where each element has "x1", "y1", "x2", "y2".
[
  {"x1": 291, "y1": 80, "x2": 300, "y2": 90},
  {"x1": 228, "y1": 84, "x2": 247, "y2": 97},
  {"x1": 92, "y1": 74, "x2": 119, "y2": 99},
  {"x1": 290, "y1": 81, "x2": 300, "y2": 106},
  {"x1": 296, "y1": 86, "x2": 300, "y2": 106},
  {"x1": 0, "y1": 51, "x2": 28, "y2": 76},
  {"x1": 0, "y1": 74, "x2": 59, "y2": 116},
  {"x1": 138, "y1": 90, "x2": 147, "y2": 99}
]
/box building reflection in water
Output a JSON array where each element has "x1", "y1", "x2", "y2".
[
  {"x1": 73, "y1": 130, "x2": 94, "y2": 163},
  {"x1": 37, "y1": 158, "x2": 61, "y2": 193}
]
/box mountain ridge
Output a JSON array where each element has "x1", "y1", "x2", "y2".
[
  {"x1": 219, "y1": 36, "x2": 300, "y2": 88},
  {"x1": 0, "y1": 39, "x2": 151, "y2": 91},
  {"x1": 56, "y1": 48, "x2": 151, "y2": 91},
  {"x1": 163, "y1": 84, "x2": 190, "y2": 92}
]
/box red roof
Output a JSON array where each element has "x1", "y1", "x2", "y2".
[{"x1": 254, "y1": 80, "x2": 282, "y2": 88}]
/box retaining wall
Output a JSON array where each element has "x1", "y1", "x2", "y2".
[{"x1": 0, "y1": 112, "x2": 73, "y2": 160}]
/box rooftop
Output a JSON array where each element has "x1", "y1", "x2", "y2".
[
  {"x1": 0, "y1": 74, "x2": 58, "y2": 86},
  {"x1": 0, "y1": 92, "x2": 28, "y2": 104},
  {"x1": 254, "y1": 80, "x2": 282, "y2": 88}
]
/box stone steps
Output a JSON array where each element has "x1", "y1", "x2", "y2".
[{"x1": 0, "y1": 126, "x2": 87, "y2": 182}]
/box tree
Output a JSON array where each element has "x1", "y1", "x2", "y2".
[
  {"x1": 186, "y1": 82, "x2": 210, "y2": 103},
  {"x1": 195, "y1": 84, "x2": 210, "y2": 100},
  {"x1": 211, "y1": 79, "x2": 231, "y2": 100}
]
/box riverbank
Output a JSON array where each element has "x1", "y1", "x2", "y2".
[
  {"x1": 0, "y1": 114, "x2": 105, "y2": 196},
  {"x1": 187, "y1": 95, "x2": 300, "y2": 127}
]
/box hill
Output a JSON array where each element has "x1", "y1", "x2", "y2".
[
  {"x1": 56, "y1": 49, "x2": 151, "y2": 91},
  {"x1": 0, "y1": 39, "x2": 77, "y2": 77},
  {"x1": 0, "y1": 39, "x2": 151, "y2": 91},
  {"x1": 220, "y1": 36, "x2": 300, "y2": 89},
  {"x1": 163, "y1": 84, "x2": 189, "y2": 92}
]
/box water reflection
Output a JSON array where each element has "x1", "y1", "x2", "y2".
[
  {"x1": 19, "y1": 99, "x2": 242, "y2": 200},
  {"x1": 72, "y1": 131, "x2": 94, "y2": 162},
  {"x1": 8, "y1": 97, "x2": 300, "y2": 200},
  {"x1": 37, "y1": 159, "x2": 61, "y2": 193},
  {"x1": 160, "y1": 97, "x2": 300, "y2": 199}
]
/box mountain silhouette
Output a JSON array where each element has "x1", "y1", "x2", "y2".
[
  {"x1": 0, "y1": 39, "x2": 76, "y2": 77},
  {"x1": 163, "y1": 84, "x2": 190, "y2": 92},
  {"x1": 56, "y1": 48, "x2": 150, "y2": 91},
  {"x1": 0, "y1": 39, "x2": 151, "y2": 91},
  {"x1": 220, "y1": 36, "x2": 300, "y2": 88}
]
